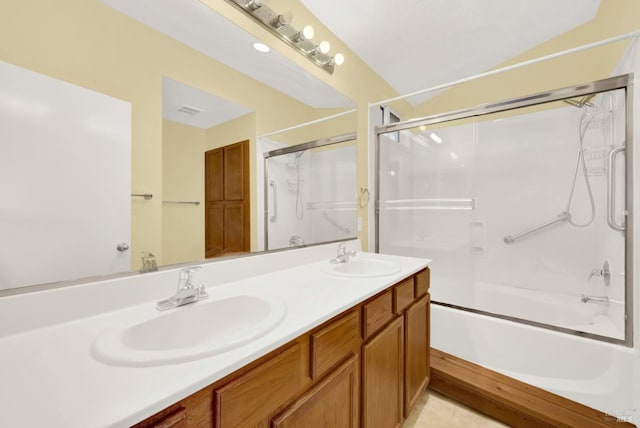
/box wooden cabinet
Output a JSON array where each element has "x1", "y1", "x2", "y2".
[
  {"x1": 205, "y1": 140, "x2": 250, "y2": 258},
  {"x1": 134, "y1": 268, "x2": 430, "y2": 428},
  {"x1": 362, "y1": 289, "x2": 393, "y2": 340},
  {"x1": 310, "y1": 309, "x2": 361, "y2": 380},
  {"x1": 362, "y1": 267, "x2": 431, "y2": 426},
  {"x1": 273, "y1": 354, "x2": 359, "y2": 428},
  {"x1": 404, "y1": 294, "x2": 430, "y2": 416},
  {"x1": 362, "y1": 317, "x2": 404, "y2": 428},
  {"x1": 214, "y1": 342, "x2": 306, "y2": 427}
]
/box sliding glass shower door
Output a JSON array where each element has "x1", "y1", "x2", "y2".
[
  {"x1": 376, "y1": 75, "x2": 633, "y2": 345},
  {"x1": 264, "y1": 134, "x2": 357, "y2": 250}
]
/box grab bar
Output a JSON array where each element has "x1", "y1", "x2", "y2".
[
  {"x1": 607, "y1": 145, "x2": 625, "y2": 231},
  {"x1": 269, "y1": 180, "x2": 277, "y2": 223},
  {"x1": 322, "y1": 212, "x2": 350, "y2": 234},
  {"x1": 504, "y1": 212, "x2": 568, "y2": 244}
]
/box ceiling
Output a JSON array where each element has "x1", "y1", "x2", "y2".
[
  {"x1": 300, "y1": 0, "x2": 600, "y2": 104},
  {"x1": 101, "y1": 0, "x2": 600, "y2": 125}
]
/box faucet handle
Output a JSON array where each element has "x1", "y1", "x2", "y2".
[
  {"x1": 337, "y1": 242, "x2": 347, "y2": 255},
  {"x1": 196, "y1": 284, "x2": 209, "y2": 300},
  {"x1": 179, "y1": 266, "x2": 202, "y2": 289}
]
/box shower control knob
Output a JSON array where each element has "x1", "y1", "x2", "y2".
[{"x1": 116, "y1": 242, "x2": 130, "y2": 252}]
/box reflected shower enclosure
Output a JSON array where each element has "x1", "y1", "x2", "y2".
[
  {"x1": 263, "y1": 134, "x2": 357, "y2": 250},
  {"x1": 376, "y1": 75, "x2": 632, "y2": 345}
]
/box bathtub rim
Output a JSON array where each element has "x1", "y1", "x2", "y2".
[{"x1": 432, "y1": 300, "x2": 628, "y2": 346}]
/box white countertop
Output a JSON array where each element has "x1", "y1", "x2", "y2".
[{"x1": 0, "y1": 241, "x2": 429, "y2": 428}]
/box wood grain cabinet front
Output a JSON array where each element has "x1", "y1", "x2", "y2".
[
  {"x1": 362, "y1": 317, "x2": 404, "y2": 428},
  {"x1": 214, "y1": 342, "x2": 306, "y2": 428},
  {"x1": 310, "y1": 309, "x2": 361, "y2": 380},
  {"x1": 404, "y1": 294, "x2": 430, "y2": 417},
  {"x1": 272, "y1": 354, "x2": 360, "y2": 428}
]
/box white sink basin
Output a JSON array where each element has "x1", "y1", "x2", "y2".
[
  {"x1": 92, "y1": 294, "x2": 286, "y2": 367},
  {"x1": 327, "y1": 258, "x2": 401, "y2": 278}
]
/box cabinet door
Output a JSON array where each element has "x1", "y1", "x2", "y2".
[
  {"x1": 362, "y1": 317, "x2": 404, "y2": 428},
  {"x1": 214, "y1": 343, "x2": 304, "y2": 427},
  {"x1": 404, "y1": 294, "x2": 430, "y2": 417},
  {"x1": 272, "y1": 354, "x2": 359, "y2": 428}
]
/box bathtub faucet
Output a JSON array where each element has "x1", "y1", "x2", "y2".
[
  {"x1": 581, "y1": 294, "x2": 609, "y2": 304},
  {"x1": 587, "y1": 260, "x2": 611, "y2": 286}
]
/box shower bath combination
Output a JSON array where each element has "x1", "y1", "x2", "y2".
[{"x1": 376, "y1": 73, "x2": 635, "y2": 420}]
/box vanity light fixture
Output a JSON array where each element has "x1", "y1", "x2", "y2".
[{"x1": 225, "y1": 0, "x2": 344, "y2": 74}]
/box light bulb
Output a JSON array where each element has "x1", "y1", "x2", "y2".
[
  {"x1": 318, "y1": 41, "x2": 330, "y2": 54},
  {"x1": 334, "y1": 53, "x2": 344, "y2": 65},
  {"x1": 302, "y1": 25, "x2": 314, "y2": 40},
  {"x1": 272, "y1": 11, "x2": 292, "y2": 28},
  {"x1": 247, "y1": 0, "x2": 263, "y2": 10}
]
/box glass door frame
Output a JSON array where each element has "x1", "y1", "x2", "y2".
[
  {"x1": 374, "y1": 74, "x2": 634, "y2": 346},
  {"x1": 263, "y1": 132, "x2": 357, "y2": 250}
]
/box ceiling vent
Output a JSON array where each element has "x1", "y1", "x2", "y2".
[{"x1": 177, "y1": 104, "x2": 203, "y2": 115}]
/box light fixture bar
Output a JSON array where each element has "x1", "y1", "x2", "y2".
[{"x1": 224, "y1": 0, "x2": 339, "y2": 74}]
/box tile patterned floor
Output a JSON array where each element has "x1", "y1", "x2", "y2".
[{"x1": 403, "y1": 389, "x2": 509, "y2": 428}]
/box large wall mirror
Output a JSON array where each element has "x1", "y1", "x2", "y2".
[{"x1": 0, "y1": 0, "x2": 356, "y2": 294}]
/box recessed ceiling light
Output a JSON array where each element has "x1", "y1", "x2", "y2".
[{"x1": 252, "y1": 42, "x2": 270, "y2": 53}]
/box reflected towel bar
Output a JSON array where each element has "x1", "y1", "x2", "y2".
[
  {"x1": 162, "y1": 200, "x2": 200, "y2": 206},
  {"x1": 131, "y1": 193, "x2": 153, "y2": 200}
]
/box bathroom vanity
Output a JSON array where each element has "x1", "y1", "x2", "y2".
[
  {"x1": 0, "y1": 241, "x2": 430, "y2": 428},
  {"x1": 134, "y1": 268, "x2": 430, "y2": 428}
]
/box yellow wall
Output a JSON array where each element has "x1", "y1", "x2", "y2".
[
  {"x1": 162, "y1": 120, "x2": 206, "y2": 265},
  {"x1": 412, "y1": 0, "x2": 640, "y2": 117}
]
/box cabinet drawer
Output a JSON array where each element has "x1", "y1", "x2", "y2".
[
  {"x1": 273, "y1": 354, "x2": 359, "y2": 428},
  {"x1": 310, "y1": 309, "x2": 361, "y2": 380},
  {"x1": 362, "y1": 290, "x2": 393, "y2": 340},
  {"x1": 415, "y1": 268, "x2": 430, "y2": 297},
  {"x1": 214, "y1": 342, "x2": 304, "y2": 427},
  {"x1": 394, "y1": 278, "x2": 414, "y2": 314}
]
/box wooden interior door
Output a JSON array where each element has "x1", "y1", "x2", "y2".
[{"x1": 205, "y1": 140, "x2": 250, "y2": 257}]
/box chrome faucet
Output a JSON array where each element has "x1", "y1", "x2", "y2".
[
  {"x1": 156, "y1": 266, "x2": 208, "y2": 311},
  {"x1": 588, "y1": 260, "x2": 611, "y2": 286},
  {"x1": 330, "y1": 242, "x2": 356, "y2": 264},
  {"x1": 581, "y1": 294, "x2": 609, "y2": 304}
]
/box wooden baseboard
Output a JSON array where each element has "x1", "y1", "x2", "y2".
[{"x1": 430, "y1": 348, "x2": 636, "y2": 428}]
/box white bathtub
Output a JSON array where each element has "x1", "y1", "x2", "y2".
[
  {"x1": 431, "y1": 304, "x2": 637, "y2": 423},
  {"x1": 473, "y1": 282, "x2": 624, "y2": 340}
]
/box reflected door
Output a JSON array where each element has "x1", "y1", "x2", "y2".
[{"x1": 205, "y1": 140, "x2": 250, "y2": 257}]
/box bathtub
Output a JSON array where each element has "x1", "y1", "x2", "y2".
[
  {"x1": 473, "y1": 282, "x2": 624, "y2": 340},
  {"x1": 431, "y1": 303, "x2": 637, "y2": 423}
]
